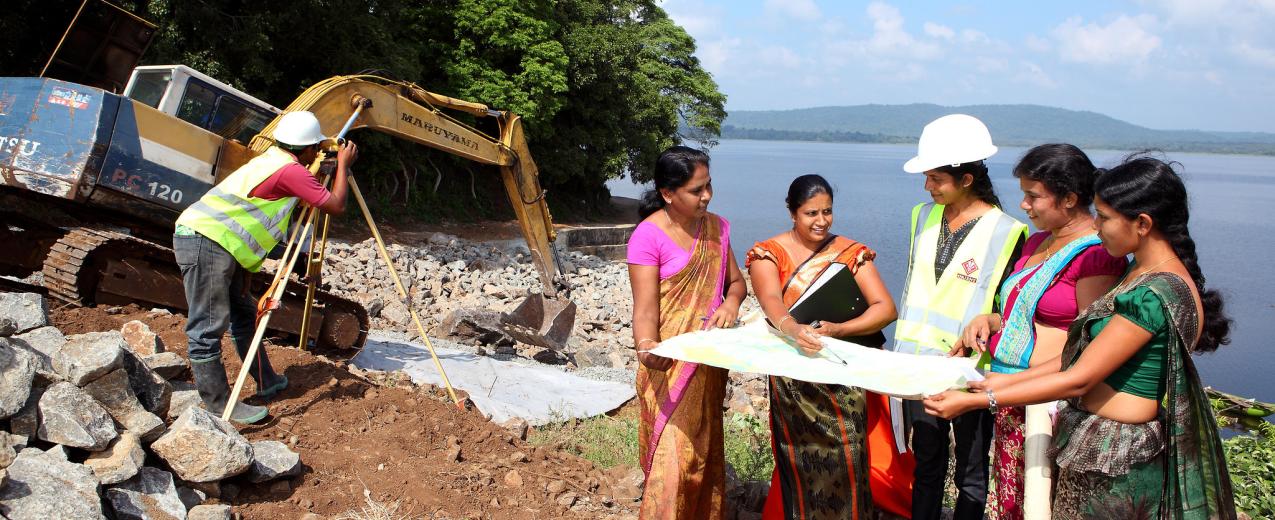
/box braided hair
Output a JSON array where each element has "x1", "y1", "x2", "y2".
[{"x1": 1094, "y1": 153, "x2": 1231, "y2": 352}]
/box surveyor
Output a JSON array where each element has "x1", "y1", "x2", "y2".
[{"x1": 173, "y1": 111, "x2": 357, "y2": 424}]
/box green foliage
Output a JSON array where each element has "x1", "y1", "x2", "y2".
[
  {"x1": 529, "y1": 411, "x2": 774, "y2": 483},
  {"x1": 529, "y1": 414, "x2": 640, "y2": 470},
  {"x1": 2, "y1": 0, "x2": 725, "y2": 218},
  {"x1": 1221, "y1": 421, "x2": 1275, "y2": 517},
  {"x1": 724, "y1": 413, "x2": 774, "y2": 482}
]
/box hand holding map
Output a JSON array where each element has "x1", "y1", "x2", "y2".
[{"x1": 647, "y1": 315, "x2": 982, "y2": 399}]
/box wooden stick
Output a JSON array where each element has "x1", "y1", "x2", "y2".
[{"x1": 223, "y1": 203, "x2": 319, "y2": 421}]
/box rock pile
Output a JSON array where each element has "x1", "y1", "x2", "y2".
[
  {"x1": 0, "y1": 292, "x2": 300, "y2": 519},
  {"x1": 320, "y1": 235, "x2": 637, "y2": 368},
  {"x1": 320, "y1": 234, "x2": 770, "y2": 421}
]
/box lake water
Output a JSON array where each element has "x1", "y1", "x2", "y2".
[{"x1": 608, "y1": 139, "x2": 1275, "y2": 403}]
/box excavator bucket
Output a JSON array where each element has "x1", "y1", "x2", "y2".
[{"x1": 500, "y1": 293, "x2": 577, "y2": 351}]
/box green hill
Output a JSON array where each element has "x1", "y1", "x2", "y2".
[{"x1": 720, "y1": 104, "x2": 1275, "y2": 155}]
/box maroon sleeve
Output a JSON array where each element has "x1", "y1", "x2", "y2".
[
  {"x1": 1067, "y1": 245, "x2": 1129, "y2": 282},
  {"x1": 250, "y1": 163, "x2": 331, "y2": 206}
]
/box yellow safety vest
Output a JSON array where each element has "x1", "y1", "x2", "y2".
[
  {"x1": 175, "y1": 147, "x2": 303, "y2": 272},
  {"x1": 892, "y1": 203, "x2": 1027, "y2": 356}
]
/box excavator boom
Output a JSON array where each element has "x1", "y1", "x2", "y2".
[{"x1": 258, "y1": 75, "x2": 574, "y2": 348}]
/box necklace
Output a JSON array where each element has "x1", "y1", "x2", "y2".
[
  {"x1": 1115, "y1": 257, "x2": 1174, "y2": 291},
  {"x1": 1008, "y1": 226, "x2": 1093, "y2": 295},
  {"x1": 664, "y1": 209, "x2": 696, "y2": 245}
]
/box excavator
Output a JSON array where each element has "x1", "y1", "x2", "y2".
[{"x1": 0, "y1": 0, "x2": 575, "y2": 351}]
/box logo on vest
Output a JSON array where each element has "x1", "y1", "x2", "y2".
[{"x1": 957, "y1": 258, "x2": 979, "y2": 283}]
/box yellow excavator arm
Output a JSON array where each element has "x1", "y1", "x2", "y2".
[{"x1": 251, "y1": 75, "x2": 566, "y2": 299}]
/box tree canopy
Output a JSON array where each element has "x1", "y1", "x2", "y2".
[{"x1": 1, "y1": 0, "x2": 724, "y2": 215}]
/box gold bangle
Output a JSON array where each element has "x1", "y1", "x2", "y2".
[
  {"x1": 635, "y1": 338, "x2": 658, "y2": 352},
  {"x1": 777, "y1": 315, "x2": 794, "y2": 334}
]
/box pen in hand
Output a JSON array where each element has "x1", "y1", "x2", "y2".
[{"x1": 810, "y1": 320, "x2": 849, "y2": 366}]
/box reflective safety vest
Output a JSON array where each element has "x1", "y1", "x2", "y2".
[
  {"x1": 175, "y1": 147, "x2": 302, "y2": 272},
  {"x1": 892, "y1": 203, "x2": 1027, "y2": 356}
]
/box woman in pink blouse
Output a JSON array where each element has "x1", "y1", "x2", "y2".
[
  {"x1": 948, "y1": 144, "x2": 1126, "y2": 519},
  {"x1": 626, "y1": 146, "x2": 746, "y2": 520}
]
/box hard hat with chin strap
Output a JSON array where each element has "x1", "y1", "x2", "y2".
[
  {"x1": 272, "y1": 111, "x2": 329, "y2": 147},
  {"x1": 903, "y1": 114, "x2": 998, "y2": 173}
]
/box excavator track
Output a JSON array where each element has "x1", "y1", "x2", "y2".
[{"x1": 41, "y1": 227, "x2": 368, "y2": 351}]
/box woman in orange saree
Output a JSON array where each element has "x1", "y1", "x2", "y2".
[
  {"x1": 747, "y1": 175, "x2": 914, "y2": 519},
  {"x1": 627, "y1": 146, "x2": 747, "y2": 519}
]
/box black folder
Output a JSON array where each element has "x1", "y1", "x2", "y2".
[{"x1": 787, "y1": 263, "x2": 886, "y2": 347}]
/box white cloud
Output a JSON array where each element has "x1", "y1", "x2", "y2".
[
  {"x1": 975, "y1": 56, "x2": 1009, "y2": 73},
  {"x1": 1052, "y1": 15, "x2": 1162, "y2": 65},
  {"x1": 924, "y1": 22, "x2": 956, "y2": 40},
  {"x1": 1024, "y1": 34, "x2": 1052, "y2": 52},
  {"x1": 861, "y1": 2, "x2": 942, "y2": 59},
  {"x1": 1232, "y1": 42, "x2": 1275, "y2": 67},
  {"x1": 659, "y1": 0, "x2": 724, "y2": 39},
  {"x1": 697, "y1": 37, "x2": 741, "y2": 75},
  {"x1": 758, "y1": 46, "x2": 803, "y2": 70},
  {"x1": 1014, "y1": 61, "x2": 1057, "y2": 88},
  {"x1": 763, "y1": 0, "x2": 821, "y2": 22},
  {"x1": 960, "y1": 29, "x2": 990, "y2": 44}
]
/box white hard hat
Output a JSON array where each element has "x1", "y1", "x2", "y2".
[
  {"x1": 903, "y1": 114, "x2": 998, "y2": 173},
  {"x1": 272, "y1": 111, "x2": 329, "y2": 147}
]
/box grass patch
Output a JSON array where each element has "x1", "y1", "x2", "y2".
[{"x1": 529, "y1": 409, "x2": 775, "y2": 482}]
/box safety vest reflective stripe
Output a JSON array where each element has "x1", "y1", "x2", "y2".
[
  {"x1": 892, "y1": 202, "x2": 1027, "y2": 356},
  {"x1": 185, "y1": 187, "x2": 296, "y2": 257},
  {"x1": 175, "y1": 146, "x2": 305, "y2": 272}
]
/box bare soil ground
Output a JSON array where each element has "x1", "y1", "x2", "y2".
[{"x1": 51, "y1": 304, "x2": 638, "y2": 519}]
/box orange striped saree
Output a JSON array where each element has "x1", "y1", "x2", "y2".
[
  {"x1": 637, "y1": 216, "x2": 730, "y2": 520},
  {"x1": 748, "y1": 236, "x2": 915, "y2": 520}
]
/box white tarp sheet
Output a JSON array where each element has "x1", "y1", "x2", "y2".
[
  {"x1": 352, "y1": 335, "x2": 635, "y2": 425},
  {"x1": 648, "y1": 317, "x2": 982, "y2": 399}
]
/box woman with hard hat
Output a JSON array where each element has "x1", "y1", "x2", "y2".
[
  {"x1": 174, "y1": 111, "x2": 357, "y2": 424},
  {"x1": 892, "y1": 114, "x2": 1027, "y2": 520}
]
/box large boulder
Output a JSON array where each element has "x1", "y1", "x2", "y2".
[
  {"x1": 53, "y1": 331, "x2": 124, "y2": 386},
  {"x1": 36, "y1": 382, "x2": 118, "y2": 450},
  {"x1": 105, "y1": 466, "x2": 187, "y2": 520},
  {"x1": 118, "y1": 347, "x2": 172, "y2": 417},
  {"x1": 85, "y1": 432, "x2": 145, "y2": 485},
  {"x1": 10, "y1": 326, "x2": 66, "y2": 384},
  {"x1": 0, "y1": 339, "x2": 37, "y2": 418},
  {"x1": 8, "y1": 384, "x2": 44, "y2": 437},
  {"x1": 119, "y1": 320, "x2": 163, "y2": 356},
  {"x1": 144, "y1": 352, "x2": 189, "y2": 380},
  {"x1": 150, "y1": 407, "x2": 252, "y2": 482},
  {"x1": 0, "y1": 432, "x2": 18, "y2": 469},
  {"x1": 439, "y1": 308, "x2": 513, "y2": 346},
  {"x1": 188, "y1": 504, "x2": 231, "y2": 520},
  {"x1": 0, "y1": 293, "x2": 48, "y2": 334},
  {"x1": 247, "y1": 440, "x2": 302, "y2": 482},
  {"x1": 81, "y1": 369, "x2": 165, "y2": 441},
  {"x1": 167, "y1": 382, "x2": 203, "y2": 422},
  {"x1": 0, "y1": 448, "x2": 105, "y2": 519}
]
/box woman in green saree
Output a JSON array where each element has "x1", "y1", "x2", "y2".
[{"x1": 922, "y1": 154, "x2": 1236, "y2": 519}]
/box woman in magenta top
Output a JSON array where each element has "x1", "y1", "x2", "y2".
[
  {"x1": 948, "y1": 144, "x2": 1126, "y2": 520},
  {"x1": 626, "y1": 146, "x2": 746, "y2": 520}
]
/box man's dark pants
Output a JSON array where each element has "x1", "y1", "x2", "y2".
[{"x1": 173, "y1": 233, "x2": 266, "y2": 368}]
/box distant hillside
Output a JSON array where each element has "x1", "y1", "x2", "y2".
[{"x1": 720, "y1": 104, "x2": 1275, "y2": 155}]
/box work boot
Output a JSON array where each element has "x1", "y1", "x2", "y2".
[
  {"x1": 191, "y1": 358, "x2": 268, "y2": 425},
  {"x1": 233, "y1": 336, "x2": 288, "y2": 400}
]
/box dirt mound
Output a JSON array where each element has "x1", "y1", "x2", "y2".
[{"x1": 51, "y1": 305, "x2": 638, "y2": 519}]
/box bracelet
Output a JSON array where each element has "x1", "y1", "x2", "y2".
[
  {"x1": 986, "y1": 389, "x2": 999, "y2": 414},
  {"x1": 777, "y1": 315, "x2": 794, "y2": 334},
  {"x1": 635, "y1": 338, "x2": 658, "y2": 352}
]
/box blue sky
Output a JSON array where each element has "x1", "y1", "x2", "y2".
[{"x1": 660, "y1": 0, "x2": 1275, "y2": 132}]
